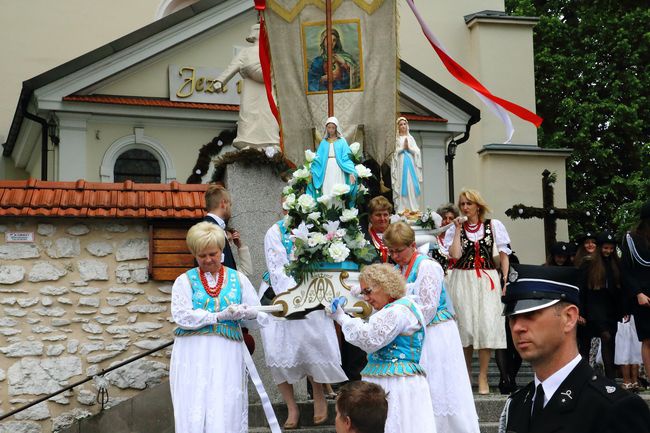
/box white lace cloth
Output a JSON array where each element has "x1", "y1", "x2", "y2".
[
  {"x1": 441, "y1": 218, "x2": 512, "y2": 255},
  {"x1": 170, "y1": 269, "x2": 265, "y2": 433},
  {"x1": 407, "y1": 259, "x2": 480, "y2": 433},
  {"x1": 259, "y1": 224, "x2": 347, "y2": 384},
  {"x1": 336, "y1": 303, "x2": 437, "y2": 433}
]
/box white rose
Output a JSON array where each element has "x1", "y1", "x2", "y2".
[
  {"x1": 282, "y1": 185, "x2": 293, "y2": 195},
  {"x1": 307, "y1": 211, "x2": 321, "y2": 221},
  {"x1": 305, "y1": 149, "x2": 317, "y2": 162},
  {"x1": 355, "y1": 164, "x2": 372, "y2": 178},
  {"x1": 421, "y1": 212, "x2": 430, "y2": 222},
  {"x1": 297, "y1": 194, "x2": 316, "y2": 212},
  {"x1": 335, "y1": 228, "x2": 347, "y2": 239},
  {"x1": 317, "y1": 194, "x2": 333, "y2": 208},
  {"x1": 265, "y1": 145, "x2": 279, "y2": 158},
  {"x1": 308, "y1": 232, "x2": 328, "y2": 247},
  {"x1": 340, "y1": 208, "x2": 359, "y2": 222},
  {"x1": 292, "y1": 168, "x2": 310, "y2": 179},
  {"x1": 328, "y1": 241, "x2": 350, "y2": 262},
  {"x1": 348, "y1": 233, "x2": 367, "y2": 249},
  {"x1": 330, "y1": 184, "x2": 351, "y2": 196},
  {"x1": 349, "y1": 142, "x2": 361, "y2": 155},
  {"x1": 282, "y1": 193, "x2": 296, "y2": 210}
]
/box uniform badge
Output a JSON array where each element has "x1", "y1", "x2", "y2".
[
  {"x1": 605, "y1": 386, "x2": 616, "y2": 394},
  {"x1": 560, "y1": 390, "x2": 573, "y2": 400}
]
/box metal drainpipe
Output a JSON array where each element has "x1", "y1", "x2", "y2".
[
  {"x1": 445, "y1": 124, "x2": 471, "y2": 202},
  {"x1": 22, "y1": 107, "x2": 49, "y2": 181}
]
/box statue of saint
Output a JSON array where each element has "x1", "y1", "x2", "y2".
[
  {"x1": 307, "y1": 117, "x2": 358, "y2": 199},
  {"x1": 215, "y1": 24, "x2": 280, "y2": 150},
  {"x1": 391, "y1": 116, "x2": 423, "y2": 213}
]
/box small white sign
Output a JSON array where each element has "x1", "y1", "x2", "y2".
[
  {"x1": 5, "y1": 232, "x2": 35, "y2": 243},
  {"x1": 169, "y1": 65, "x2": 242, "y2": 105}
]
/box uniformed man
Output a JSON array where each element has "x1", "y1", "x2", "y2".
[{"x1": 499, "y1": 264, "x2": 650, "y2": 433}]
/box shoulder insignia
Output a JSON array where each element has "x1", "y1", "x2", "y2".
[{"x1": 606, "y1": 386, "x2": 616, "y2": 394}]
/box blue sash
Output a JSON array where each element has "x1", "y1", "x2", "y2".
[{"x1": 400, "y1": 150, "x2": 420, "y2": 197}]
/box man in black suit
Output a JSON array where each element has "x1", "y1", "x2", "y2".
[
  {"x1": 499, "y1": 264, "x2": 650, "y2": 433},
  {"x1": 203, "y1": 184, "x2": 252, "y2": 276}
]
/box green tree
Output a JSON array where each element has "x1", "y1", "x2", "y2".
[{"x1": 505, "y1": 0, "x2": 650, "y2": 237}]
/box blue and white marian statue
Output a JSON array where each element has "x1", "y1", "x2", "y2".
[
  {"x1": 307, "y1": 116, "x2": 358, "y2": 199},
  {"x1": 391, "y1": 116, "x2": 423, "y2": 213}
]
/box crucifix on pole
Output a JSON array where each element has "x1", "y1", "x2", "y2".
[{"x1": 505, "y1": 170, "x2": 590, "y2": 256}]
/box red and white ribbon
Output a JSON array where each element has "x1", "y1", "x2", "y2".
[{"x1": 405, "y1": 0, "x2": 543, "y2": 143}]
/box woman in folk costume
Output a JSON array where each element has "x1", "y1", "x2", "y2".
[
  {"x1": 307, "y1": 117, "x2": 358, "y2": 199},
  {"x1": 365, "y1": 196, "x2": 394, "y2": 264},
  {"x1": 328, "y1": 263, "x2": 437, "y2": 433},
  {"x1": 170, "y1": 222, "x2": 268, "y2": 433},
  {"x1": 443, "y1": 188, "x2": 511, "y2": 394},
  {"x1": 259, "y1": 211, "x2": 347, "y2": 429},
  {"x1": 391, "y1": 116, "x2": 423, "y2": 213},
  {"x1": 384, "y1": 221, "x2": 480, "y2": 433}
]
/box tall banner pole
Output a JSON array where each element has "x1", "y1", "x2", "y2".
[{"x1": 325, "y1": 0, "x2": 334, "y2": 116}]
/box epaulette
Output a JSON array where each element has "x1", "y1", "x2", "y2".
[{"x1": 586, "y1": 373, "x2": 626, "y2": 401}]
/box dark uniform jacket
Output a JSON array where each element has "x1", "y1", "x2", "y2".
[
  {"x1": 203, "y1": 215, "x2": 237, "y2": 270},
  {"x1": 500, "y1": 359, "x2": 650, "y2": 433}
]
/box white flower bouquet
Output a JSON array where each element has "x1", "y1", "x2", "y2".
[
  {"x1": 415, "y1": 208, "x2": 443, "y2": 230},
  {"x1": 282, "y1": 150, "x2": 377, "y2": 282}
]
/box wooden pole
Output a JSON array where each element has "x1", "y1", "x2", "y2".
[{"x1": 325, "y1": 0, "x2": 334, "y2": 116}]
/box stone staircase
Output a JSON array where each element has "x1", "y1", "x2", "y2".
[{"x1": 60, "y1": 358, "x2": 650, "y2": 433}]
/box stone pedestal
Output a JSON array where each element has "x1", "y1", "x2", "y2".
[{"x1": 224, "y1": 162, "x2": 309, "y2": 403}]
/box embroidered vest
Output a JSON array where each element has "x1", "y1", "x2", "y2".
[
  {"x1": 454, "y1": 219, "x2": 497, "y2": 270},
  {"x1": 361, "y1": 298, "x2": 426, "y2": 377},
  {"x1": 174, "y1": 267, "x2": 243, "y2": 341},
  {"x1": 402, "y1": 255, "x2": 453, "y2": 325}
]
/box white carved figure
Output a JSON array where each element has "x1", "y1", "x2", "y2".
[
  {"x1": 391, "y1": 116, "x2": 423, "y2": 213},
  {"x1": 215, "y1": 24, "x2": 280, "y2": 150}
]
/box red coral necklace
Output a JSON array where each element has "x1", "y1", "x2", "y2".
[
  {"x1": 464, "y1": 220, "x2": 482, "y2": 234},
  {"x1": 200, "y1": 266, "x2": 225, "y2": 298}
]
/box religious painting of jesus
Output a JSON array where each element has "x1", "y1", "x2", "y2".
[{"x1": 302, "y1": 19, "x2": 363, "y2": 94}]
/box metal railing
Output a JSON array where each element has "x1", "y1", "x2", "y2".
[{"x1": 0, "y1": 340, "x2": 174, "y2": 422}]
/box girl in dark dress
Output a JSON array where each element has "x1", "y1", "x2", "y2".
[{"x1": 579, "y1": 231, "x2": 625, "y2": 379}]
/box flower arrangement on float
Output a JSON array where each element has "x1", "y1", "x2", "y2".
[
  {"x1": 282, "y1": 144, "x2": 377, "y2": 283},
  {"x1": 415, "y1": 208, "x2": 443, "y2": 230}
]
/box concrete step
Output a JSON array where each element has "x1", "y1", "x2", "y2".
[{"x1": 60, "y1": 378, "x2": 650, "y2": 433}]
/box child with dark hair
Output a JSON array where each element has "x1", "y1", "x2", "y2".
[{"x1": 335, "y1": 381, "x2": 388, "y2": 433}]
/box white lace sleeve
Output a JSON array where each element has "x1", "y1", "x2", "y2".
[
  {"x1": 264, "y1": 225, "x2": 297, "y2": 294},
  {"x1": 441, "y1": 225, "x2": 456, "y2": 256},
  {"x1": 406, "y1": 260, "x2": 444, "y2": 324},
  {"x1": 171, "y1": 273, "x2": 220, "y2": 329},
  {"x1": 337, "y1": 305, "x2": 418, "y2": 353},
  {"x1": 491, "y1": 219, "x2": 512, "y2": 254},
  {"x1": 239, "y1": 272, "x2": 270, "y2": 327}
]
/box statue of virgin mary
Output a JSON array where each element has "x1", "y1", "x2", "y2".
[{"x1": 307, "y1": 117, "x2": 358, "y2": 199}]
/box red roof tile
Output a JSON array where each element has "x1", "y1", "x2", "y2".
[
  {"x1": 63, "y1": 95, "x2": 240, "y2": 112},
  {"x1": 0, "y1": 179, "x2": 209, "y2": 219}
]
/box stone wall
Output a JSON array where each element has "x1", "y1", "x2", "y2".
[{"x1": 0, "y1": 219, "x2": 173, "y2": 433}]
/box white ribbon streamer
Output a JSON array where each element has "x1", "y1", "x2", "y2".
[{"x1": 243, "y1": 342, "x2": 281, "y2": 433}]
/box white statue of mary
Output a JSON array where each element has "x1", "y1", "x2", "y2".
[{"x1": 391, "y1": 116, "x2": 423, "y2": 213}]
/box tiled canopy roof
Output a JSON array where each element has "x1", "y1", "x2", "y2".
[
  {"x1": 63, "y1": 95, "x2": 240, "y2": 112},
  {"x1": 0, "y1": 179, "x2": 208, "y2": 219}
]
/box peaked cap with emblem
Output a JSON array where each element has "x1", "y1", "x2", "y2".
[
  {"x1": 550, "y1": 241, "x2": 570, "y2": 256},
  {"x1": 502, "y1": 264, "x2": 579, "y2": 316},
  {"x1": 596, "y1": 231, "x2": 616, "y2": 246}
]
